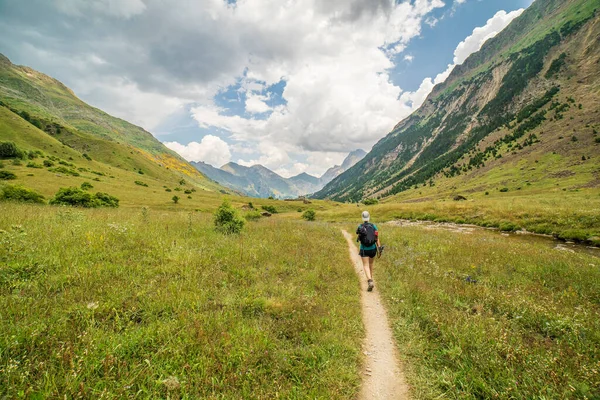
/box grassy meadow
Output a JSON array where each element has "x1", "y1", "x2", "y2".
[
  {"x1": 0, "y1": 204, "x2": 362, "y2": 399},
  {"x1": 368, "y1": 222, "x2": 600, "y2": 399}
]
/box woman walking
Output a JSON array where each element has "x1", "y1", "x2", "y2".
[{"x1": 356, "y1": 211, "x2": 381, "y2": 291}]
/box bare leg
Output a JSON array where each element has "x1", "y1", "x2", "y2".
[
  {"x1": 361, "y1": 257, "x2": 372, "y2": 280},
  {"x1": 369, "y1": 257, "x2": 375, "y2": 280}
]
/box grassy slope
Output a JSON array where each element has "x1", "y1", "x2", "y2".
[
  {"x1": 0, "y1": 55, "x2": 214, "y2": 188},
  {"x1": 0, "y1": 204, "x2": 362, "y2": 398},
  {"x1": 371, "y1": 222, "x2": 600, "y2": 399}
]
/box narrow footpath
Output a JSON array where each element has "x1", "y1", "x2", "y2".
[{"x1": 342, "y1": 230, "x2": 409, "y2": 400}]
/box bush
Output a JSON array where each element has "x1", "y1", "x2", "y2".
[
  {"x1": 26, "y1": 162, "x2": 43, "y2": 169},
  {"x1": 80, "y1": 182, "x2": 94, "y2": 190},
  {"x1": 214, "y1": 200, "x2": 245, "y2": 234},
  {"x1": 362, "y1": 198, "x2": 379, "y2": 205},
  {"x1": 0, "y1": 161, "x2": 4, "y2": 168},
  {"x1": 0, "y1": 185, "x2": 45, "y2": 204},
  {"x1": 165, "y1": 188, "x2": 172, "y2": 192},
  {"x1": 261, "y1": 205, "x2": 278, "y2": 214},
  {"x1": 94, "y1": 192, "x2": 119, "y2": 208},
  {"x1": 0, "y1": 141, "x2": 24, "y2": 159},
  {"x1": 0, "y1": 171, "x2": 17, "y2": 180},
  {"x1": 302, "y1": 209, "x2": 316, "y2": 221},
  {"x1": 50, "y1": 187, "x2": 119, "y2": 208},
  {"x1": 172, "y1": 195, "x2": 180, "y2": 204},
  {"x1": 244, "y1": 210, "x2": 262, "y2": 221},
  {"x1": 48, "y1": 166, "x2": 80, "y2": 176},
  {"x1": 43, "y1": 160, "x2": 54, "y2": 167},
  {"x1": 134, "y1": 180, "x2": 148, "y2": 187},
  {"x1": 499, "y1": 187, "x2": 509, "y2": 192},
  {"x1": 82, "y1": 153, "x2": 92, "y2": 161}
]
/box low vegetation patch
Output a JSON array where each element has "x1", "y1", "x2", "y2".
[
  {"x1": 0, "y1": 185, "x2": 45, "y2": 204},
  {"x1": 302, "y1": 209, "x2": 316, "y2": 221},
  {"x1": 261, "y1": 205, "x2": 278, "y2": 214},
  {"x1": 0, "y1": 141, "x2": 24, "y2": 159},
  {"x1": 0, "y1": 171, "x2": 16, "y2": 180},
  {"x1": 0, "y1": 205, "x2": 361, "y2": 398},
  {"x1": 374, "y1": 225, "x2": 600, "y2": 399},
  {"x1": 49, "y1": 187, "x2": 119, "y2": 208},
  {"x1": 134, "y1": 180, "x2": 148, "y2": 187},
  {"x1": 214, "y1": 199, "x2": 245, "y2": 234}
]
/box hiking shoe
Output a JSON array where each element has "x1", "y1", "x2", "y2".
[{"x1": 367, "y1": 279, "x2": 374, "y2": 292}]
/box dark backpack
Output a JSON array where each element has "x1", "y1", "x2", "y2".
[{"x1": 357, "y1": 223, "x2": 376, "y2": 246}]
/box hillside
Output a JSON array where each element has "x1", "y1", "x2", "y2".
[
  {"x1": 0, "y1": 54, "x2": 230, "y2": 205},
  {"x1": 193, "y1": 150, "x2": 366, "y2": 198},
  {"x1": 0, "y1": 54, "x2": 220, "y2": 188},
  {"x1": 314, "y1": 0, "x2": 600, "y2": 202}
]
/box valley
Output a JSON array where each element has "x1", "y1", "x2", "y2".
[{"x1": 1, "y1": 0, "x2": 600, "y2": 398}]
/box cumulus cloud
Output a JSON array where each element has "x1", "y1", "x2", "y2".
[
  {"x1": 0, "y1": 0, "x2": 526, "y2": 177},
  {"x1": 55, "y1": 0, "x2": 147, "y2": 19},
  {"x1": 164, "y1": 135, "x2": 231, "y2": 167}
]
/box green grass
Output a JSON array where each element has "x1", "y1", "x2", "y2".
[
  {"x1": 0, "y1": 204, "x2": 362, "y2": 398},
  {"x1": 371, "y1": 223, "x2": 600, "y2": 399}
]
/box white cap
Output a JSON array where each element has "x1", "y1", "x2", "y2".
[{"x1": 361, "y1": 211, "x2": 370, "y2": 222}]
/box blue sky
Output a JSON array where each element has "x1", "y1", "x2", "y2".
[{"x1": 0, "y1": 0, "x2": 534, "y2": 177}]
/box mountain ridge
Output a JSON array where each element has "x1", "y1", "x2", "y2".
[
  {"x1": 314, "y1": 0, "x2": 600, "y2": 202},
  {"x1": 193, "y1": 150, "x2": 365, "y2": 198}
]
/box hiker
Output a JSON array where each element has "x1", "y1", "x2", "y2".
[{"x1": 356, "y1": 210, "x2": 381, "y2": 292}]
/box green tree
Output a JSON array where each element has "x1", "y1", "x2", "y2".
[{"x1": 172, "y1": 195, "x2": 180, "y2": 204}]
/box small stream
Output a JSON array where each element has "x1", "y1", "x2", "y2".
[{"x1": 386, "y1": 219, "x2": 600, "y2": 258}]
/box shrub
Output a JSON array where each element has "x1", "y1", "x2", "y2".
[
  {"x1": 48, "y1": 166, "x2": 80, "y2": 176},
  {"x1": 214, "y1": 199, "x2": 245, "y2": 234},
  {"x1": 26, "y1": 162, "x2": 43, "y2": 169},
  {"x1": 50, "y1": 187, "x2": 119, "y2": 208},
  {"x1": 80, "y1": 182, "x2": 94, "y2": 190},
  {"x1": 179, "y1": 179, "x2": 186, "y2": 186},
  {"x1": 499, "y1": 187, "x2": 509, "y2": 192},
  {"x1": 172, "y1": 195, "x2": 180, "y2": 204},
  {"x1": 43, "y1": 160, "x2": 54, "y2": 167},
  {"x1": 248, "y1": 202, "x2": 254, "y2": 209},
  {"x1": 261, "y1": 205, "x2": 278, "y2": 214},
  {"x1": 0, "y1": 185, "x2": 45, "y2": 204},
  {"x1": 135, "y1": 180, "x2": 148, "y2": 187},
  {"x1": 94, "y1": 192, "x2": 119, "y2": 208},
  {"x1": 0, "y1": 161, "x2": 4, "y2": 168},
  {"x1": 244, "y1": 210, "x2": 262, "y2": 221},
  {"x1": 184, "y1": 189, "x2": 192, "y2": 194},
  {"x1": 12, "y1": 159, "x2": 22, "y2": 166},
  {"x1": 174, "y1": 187, "x2": 182, "y2": 191},
  {"x1": 0, "y1": 141, "x2": 24, "y2": 159},
  {"x1": 363, "y1": 198, "x2": 379, "y2": 205},
  {"x1": 0, "y1": 171, "x2": 17, "y2": 180},
  {"x1": 82, "y1": 153, "x2": 92, "y2": 161},
  {"x1": 165, "y1": 188, "x2": 172, "y2": 192},
  {"x1": 302, "y1": 209, "x2": 316, "y2": 221}
]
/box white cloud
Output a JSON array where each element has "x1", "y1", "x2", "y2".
[
  {"x1": 55, "y1": 0, "x2": 146, "y2": 19},
  {"x1": 404, "y1": 54, "x2": 414, "y2": 62},
  {"x1": 245, "y1": 93, "x2": 271, "y2": 114},
  {"x1": 453, "y1": 9, "x2": 525, "y2": 64},
  {"x1": 164, "y1": 135, "x2": 231, "y2": 167}
]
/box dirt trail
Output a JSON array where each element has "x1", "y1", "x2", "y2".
[{"x1": 342, "y1": 230, "x2": 409, "y2": 400}]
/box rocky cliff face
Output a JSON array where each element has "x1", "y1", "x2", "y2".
[{"x1": 314, "y1": 0, "x2": 600, "y2": 202}]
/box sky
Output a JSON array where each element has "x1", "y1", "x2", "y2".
[{"x1": 0, "y1": 0, "x2": 534, "y2": 178}]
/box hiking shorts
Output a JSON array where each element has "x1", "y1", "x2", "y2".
[{"x1": 359, "y1": 248, "x2": 377, "y2": 258}]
